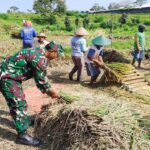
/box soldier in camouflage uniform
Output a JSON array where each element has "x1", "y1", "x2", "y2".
[{"x1": 0, "y1": 41, "x2": 64, "y2": 146}]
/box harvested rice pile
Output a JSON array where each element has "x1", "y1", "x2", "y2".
[
  {"x1": 98, "y1": 49, "x2": 133, "y2": 83},
  {"x1": 107, "y1": 63, "x2": 133, "y2": 80},
  {"x1": 103, "y1": 49, "x2": 130, "y2": 63},
  {"x1": 34, "y1": 99, "x2": 149, "y2": 150},
  {"x1": 34, "y1": 104, "x2": 124, "y2": 150}
]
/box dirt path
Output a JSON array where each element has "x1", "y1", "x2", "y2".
[{"x1": 0, "y1": 62, "x2": 149, "y2": 150}]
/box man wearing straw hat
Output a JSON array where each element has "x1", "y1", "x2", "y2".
[
  {"x1": 37, "y1": 32, "x2": 49, "y2": 48},
  {"x1": 21, "y1": 21, "x2": 37, "y2": 48},
  {"x1": 85, "y1": 35, "x2": 111, "y2": 85},
  {"x1": 69, "y1": 27, "x2": 89, "y2": 82}
]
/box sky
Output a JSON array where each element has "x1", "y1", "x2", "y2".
[{"x1": 0, "y1": 0, "x2": 150, "y2": 13}]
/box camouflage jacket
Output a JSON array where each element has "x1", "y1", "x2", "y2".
[{"x1": 0, "y1": 47, "x2": 50, "y2": 93}]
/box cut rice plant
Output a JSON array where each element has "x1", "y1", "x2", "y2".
[
  {"x1": 59, "y1": 90, "x2": 80, "y2": 104},
  {"x1": 107, "y1": 63, "x2": 133, "y2": 79}
]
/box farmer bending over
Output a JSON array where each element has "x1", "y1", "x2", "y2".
[
  {"x1": 131, "y1": 24, "x2": 146, "y2": 68},
  {"x1": 0, "y1": 41, "x2": 64, "y2": 146},
  {"x1": 85, "y1": 35, "x2": 111, "y2": 85}
]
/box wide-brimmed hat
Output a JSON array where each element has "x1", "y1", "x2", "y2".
[
  {"x1": 92, "y1": 35, "x2": 111, "y2": 46},
  {"x1": 75, "y1": 27, "x2": 89, "y2": 36},
  {"x1": 45, "y1": 41, "x2": 64, "y2": 57},
  {"x1": 37, "y1": 33, "x2": 47, "y2": 38}
]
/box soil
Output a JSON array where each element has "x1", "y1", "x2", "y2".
[{"x1": 0, "y1": 60, "x2": 149, "y2": 150}]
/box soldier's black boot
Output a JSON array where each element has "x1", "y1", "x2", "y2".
[{"x1": 16, "y1": 132, "x2": 42, "y2": 146}]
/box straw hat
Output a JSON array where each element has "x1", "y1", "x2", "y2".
[
  {"x1": 75, "y1": 27, "x2": 89, "y2": 36},
  {"x1": 37, "y1": 33, "x2": 47, "y2": 38},
  {"x1": 92, "y1": 35, "x2": 111, "y2": 46}
]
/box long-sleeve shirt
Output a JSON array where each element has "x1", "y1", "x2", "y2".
[
  {"x1": 71, "y1": 36, "x2": 87, "y2": 57},
  {"x1": 21, "y1": 27, "x2": 37, "y2": 41},
  {"x1": 0, "y1": 47, "x2": 50, "y2": 93}
]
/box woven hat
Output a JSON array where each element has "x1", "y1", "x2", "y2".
[
  {"x1": 45, "y1": 41, "x2": 64, "y2": 57},
  {"x1": 75, "y1": 27, "x2": 89, "y2": 36},
  {"x1": 37, "y1": 33, "x2": 46, "y2": 38},
  {"x1": 92, "y1": 35, "x2": 111, "y2": 46}
]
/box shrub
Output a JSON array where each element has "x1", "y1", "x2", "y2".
[
  {"x1": 94, "y1": 16, "x2": 104, "y2": 23},
  {"x1": 123, "y1": 25, "x2": 130, "y2": 31},
  {"x1": 0, "y1": 14, "x2": 9, "y2": 20},
  {"x1": 75, "y1": 17, "x2": 79, "y2": 27},
  {"x1": 118, "y1": 13, "x2": 128, "y2": 26},
  {"x1": 66, "y1": 11, "x2": 80, "y2": 17},
  {"x1": 89, "y1": 23, "x2": 99, "y2": 30},
  {"x1": 49, "y1": 15, "x2": 57, "y2": 25},
  {"x1": 83, "y1": 17, "x2": 90, "y2": 28},
  {"x1": 64, "y1": 17, "x2": 71, "y2": 31},
  {"x1": 144, "y1": 21, "x2": 150, "y2": 26},
  {"x1": 78, "y1": 13, "x2": 88, "y2": 18},
  {"x1": 131, "y1": 17, "x2": 140, "y2": 25}
]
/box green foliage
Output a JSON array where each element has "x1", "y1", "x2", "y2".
[
  {"x1": 64, "y1": 17, "x2": 72, "y2": 31},
  {"x1": 66, "y1": 11, "x2": 80, "y2": 17},
  {"x1": 75, "y1": 17, "x2": 79, "y2": 27},
  {"x1": 94, "y1": 16, "x2": 104, "y2": 23},
  {"x1": 89, "y1": 23, "x2": 99, "y2": 30},
  {"x1": 119, "y1": 13, "x2": 128, "y2": 26},
  {"x1": 33, "y1": 0, "x2": 67, "y2": 15},
  {"x1": 123, "y1": 25, "x2": 130, "y2": 31},
  {"x1": 143, "y1": 20, "x2": 150, "y2": 26},
  {"x1": 0, "y1": 14, "x2": 9, "y2": 20},
  {"x1": 131, "y1": 17, "x2": 140, "y2": 25},
  {"x1": 78, "y1": 13, "x2": 88, "y2": 18},
  {"x1": 49, "y1": 15, "x2": 57, "y2": 25},
  {"x1": 100, "y1": 21, "x2": 109, "y2": 29},
  {"x1": 83, "y1": 17, "x2": 90, "y2": 28},
  {"x1": 60, "y1": 90, "x2": 79, "y2": 103},
  {"x1": 64, "y1": 47, "x2": 71, "y2": 54}
]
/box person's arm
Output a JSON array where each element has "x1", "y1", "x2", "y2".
[
  {"x1": 32, "y1": 28, "x2": 37, "y2": 38},
  {"x1": 135, "y1": 34, "x2": 141, "y2": 52},
  {"x1": 31, "y1": 57, "x2": 59, "y2": 98},
  {"x1": 81, "y1": 39, "x2": 87, "y2": 54}
]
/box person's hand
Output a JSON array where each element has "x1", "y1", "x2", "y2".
[{"x1": 46, "y1": 88, "x2": 60, "y2": 99}]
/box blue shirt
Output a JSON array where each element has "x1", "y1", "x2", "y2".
[
  {"x1": 85, "y1": 46, "x2": 104, "y2": 64},
  {"x1": 71, "y1": 36, "x2": 87, "y2": 56},
  {"x1": 21, "y1": 27, "x2": 37, "y2": 41}
]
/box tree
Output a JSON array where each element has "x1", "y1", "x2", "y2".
[
  {"x1": 90, "y1": 3, "x2": 105, "y2": 11},
  {"x1": 134, "y1": 0, "x2": 147, "y2": 6},
  {"x1": 33, "y1": 0, "x2": 67, "y2": 16},
  {"x1": 7, "y1": 6, "x2": 19, "y2": 13},
  {"x1": 108, "y1": 3, "x2": 122, "y2": 10}
]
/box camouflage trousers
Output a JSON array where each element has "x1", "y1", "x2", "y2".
[{"x1": 0, "y1": 79, "x2": 29, "y2": 133}]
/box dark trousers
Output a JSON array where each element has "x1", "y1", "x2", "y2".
[{"x1": 69, "y1": 56, "x2": 84, "y2": 81}]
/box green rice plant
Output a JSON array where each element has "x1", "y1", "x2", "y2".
[{"x1": 60, "y1": 90, "x2": 80, "y2": 104}]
